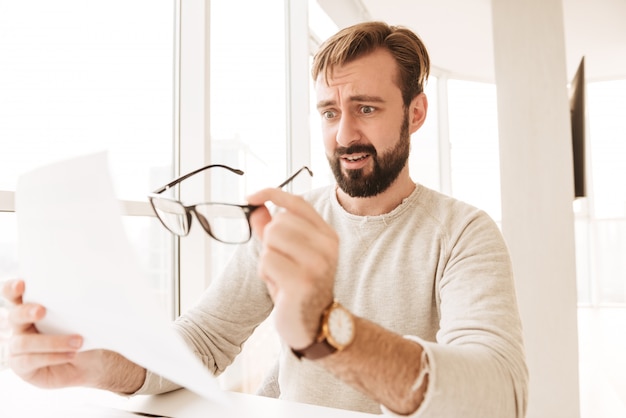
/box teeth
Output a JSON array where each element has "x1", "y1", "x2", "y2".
[{"x1": 346, "y1": 155, "x2": 367, "y2": 162}]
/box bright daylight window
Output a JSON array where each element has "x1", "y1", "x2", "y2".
[
  {"x1": 208, "y1": 1, "x2": 288, "y2": 280},
  {"x1": 207, "y1": 0, "x2": 290, "y2": 393},
  {"x1": 447, "y1": 79, "x2": 501, "y2": 222},
  {"x1": 586, "y1": 80, "x2": 626, "y2": 304},
  {"x1": 0, "y1": 1, "x2": 176, "y2": 365},
  {"x1": 577, "y1": 79, "x2": 626, "y2": 418}
]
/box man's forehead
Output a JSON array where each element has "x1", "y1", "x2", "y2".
[
  {"x1": 314, "y1": 74, "x2": 366, "y2": 103},
  {"x1": 315, "y1": 69, "x2": 398, "y2": 105},
  {"x1": 317, "y1": 50, "x2": 398, "y2": 88}
]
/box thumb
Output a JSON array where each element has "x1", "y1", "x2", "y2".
[{"x1": 249, "y1": 204, "x2": 272, "y2": 240}]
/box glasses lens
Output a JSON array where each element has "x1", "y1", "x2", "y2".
[
  {"x1": 150, "y1": 198, "x2": 189, "y2": 236},
  {"x1": 194, "y1": 204, "x2": 251, "y2": 244}
]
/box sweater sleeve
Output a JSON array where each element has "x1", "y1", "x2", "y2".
[
  {"x1": 134, "y1": 238, "x2": 273, "y2": 395},
  {"x1": 384, "y1": 210, "x2": 528, "y2": 417}
]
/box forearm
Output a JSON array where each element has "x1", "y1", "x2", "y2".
[
  {"x1": 91, "y1": 350, "x2": 146, "y2": 394},
  {"x1": 318, "y1": 315, "x2": 428, "y2": 415}
]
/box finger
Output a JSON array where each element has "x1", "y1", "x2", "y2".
[
  {"x1": 257, "y1": 248, "x2": 298, "y2": 289},
  {"x1": 8, "y1": 303, "x2": 46, "y2": 334},
  {"x1": 260, "y1": 272, "x2": 278, "y2": 301},
  {"x1": 265, "y1": 211, "x2": 338, "y2": 267},
  {"x1": 249, "y1": 204, "x2": 272, "y2": 240},
  {"x1": 9, "y1": 333, "x2": 83, "y2": 355},
  {"x1": 247, "y1": 188, "x2": 328, "y2": 230},
  {"x1": 9, "y1": 351, "x2": 77, "y2": 376},
  {"x1": 261, "y1": 242, "x2": 333, "y2": 294},
  {"x1": 2, "y1": 279, "x2": 25, "y2": 305},
  {"x1": 262, "y1": 211, "x2": 314, "y2": 249}
]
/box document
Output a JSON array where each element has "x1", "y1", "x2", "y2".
[{"x1": 16, "y1": 152, "x2": 226, "y2": 403}]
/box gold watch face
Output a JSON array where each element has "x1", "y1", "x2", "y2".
[{"x1": 325, "y1": 303, "x2": 355, "y2": 350}]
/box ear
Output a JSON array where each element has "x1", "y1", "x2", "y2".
[{"x1": 408, "y1": 93, "x2": 428, "y2": 134}]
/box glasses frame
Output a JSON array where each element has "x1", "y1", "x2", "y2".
[{"x1": 148, "y1": 164, "x2": 313, "y2": 244}]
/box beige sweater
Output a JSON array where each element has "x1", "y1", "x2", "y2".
[{"x1": 138, "y1": 184, "x2": 528, "y2": 417}]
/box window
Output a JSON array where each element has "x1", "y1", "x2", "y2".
[
  {"x1": 0, "y1": 0, "x2": 314, "y2": 389},
  {"x1": 585, "y1": 80, "x2": 626, "y2": 305},
  {"x1": 202, "y1": 0, "x2": 313, "y2": 392},
  {"x1": 447, "y1": 79, "x2": 501, "y2": 221},
  {"x1": 0, "y1": 0, "x2": 176, "y2": 364},
  {"x1": 206, "y1": 0, "x2": 289, "y2": 392},
  {"x1": 208, "y1": 0, "x2": 289, "y2": 281}
]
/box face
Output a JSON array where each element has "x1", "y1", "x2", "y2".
[
  {"x1": 315, "y1": 48, "x2": 421, "y2": 198},
  {"x1": 328, "y1": 107, "x2": 410, "y2": 197}
]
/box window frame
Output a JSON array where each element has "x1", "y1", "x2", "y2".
[{"x1": 176, "y1": 0, "x2": 312, "y2": 314}]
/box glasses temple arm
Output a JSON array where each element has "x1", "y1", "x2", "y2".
[
  {"x1": 152, "y1": 164, "x2": 244, "y2": 194},
  {"x1": 276, "y1": 166, "x2": 313, "y2": 189}
]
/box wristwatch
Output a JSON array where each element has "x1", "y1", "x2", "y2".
[{"x1": 292, "y1": 300, "x2": 355, "y2": 360}]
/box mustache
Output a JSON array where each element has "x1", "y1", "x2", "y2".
[{"x1": 334, "y1": 144, "x2": 377, "y2": 158}]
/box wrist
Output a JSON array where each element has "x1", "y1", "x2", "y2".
[
  {"x1": 93, "y1": 350, "x2": 146, "y2": 394},
  {"x1": 292, "y1": 300, "x2": 355, "y2": 360}
]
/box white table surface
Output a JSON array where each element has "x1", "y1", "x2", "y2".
[{"x1": 0, "y1": 369, "x2": 379, "y2": 417}]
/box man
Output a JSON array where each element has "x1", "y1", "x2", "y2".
[{"x1": 3, "y1": 22, "x2": 528, "y2": 417}]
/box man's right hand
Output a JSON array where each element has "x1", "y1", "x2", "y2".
[{"x1": 1, "y1": 279, "x2": 146, "y2": 393}]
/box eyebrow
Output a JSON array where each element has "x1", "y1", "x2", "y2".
[{"x1": 316, "y1": 95, "x2": 385, "y2": 110}]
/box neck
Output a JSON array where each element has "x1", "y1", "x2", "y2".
[{"x1": 336, "y1": 169, "x2": 416, "y2": 216}]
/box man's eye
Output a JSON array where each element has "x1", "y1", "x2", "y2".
[
  {"x1": 322, "y1": 110, "x2": 336, "y2": 119},
  {"x1": 361, "y1": 106, "x2": 375, "y2": 114}
]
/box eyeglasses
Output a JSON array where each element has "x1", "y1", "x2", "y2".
[{"x1": 148, "y1": 164, "x2": 313, "y2": 244}]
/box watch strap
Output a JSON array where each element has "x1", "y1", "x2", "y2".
[
  {"x1": 291, "y1": 300, "x2": 344, "y2": 360},
  {"x1": 291, "y1": 338, "x2": 337, "y2": 360}
]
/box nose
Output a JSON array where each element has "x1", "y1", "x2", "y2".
[{"x1": 335, "y1": 112, "x2": 360, "y2": 147}]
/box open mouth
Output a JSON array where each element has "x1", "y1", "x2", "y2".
[
  {"x1": 335, "y1": 145, "x2": 376, "y2": 169},
  {"x1": 343, "y1": 153, "x2": 369, "y2": 162}
]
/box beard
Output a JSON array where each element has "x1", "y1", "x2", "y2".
[{"x1": 328, "y1": 111, "x2": 411, "y2": 198}]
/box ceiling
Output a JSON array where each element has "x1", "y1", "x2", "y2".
[{"x1": 319, "y1": 0, "x2": 626, "y2": 82}]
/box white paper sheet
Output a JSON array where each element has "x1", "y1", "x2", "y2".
[{"x1": 16, "y1": 151, "x2": 226, "y2": 404}]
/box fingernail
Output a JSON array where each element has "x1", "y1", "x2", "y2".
[
  {"x1": 29, "y1": 306, "x2": 41, "y2": 318},
  {"x1": 69, "y1": 336, "x2": 83, "y2": 349}
]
